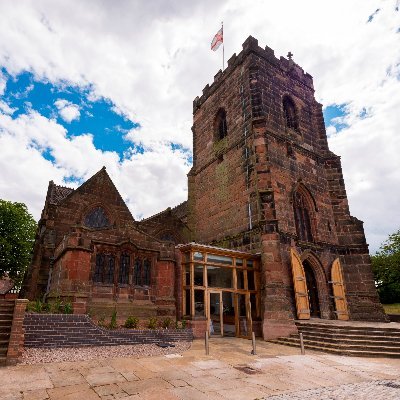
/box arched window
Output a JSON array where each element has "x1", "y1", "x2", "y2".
[
  {"x1": 283, "y1": 96, "x2": 299, "y2": 131},
  {"x1": 293, "y1": 189, "x2": 314, "y2": 242},
  {"x1": 215, "y1": 108, "x2": 227, "y2": 140},
  {"x1": 119, "y1": 253, "x2": 130, "y2": 284},
  {"x1": 84, "y1": 207, "x2": 110, "y2": 229}
]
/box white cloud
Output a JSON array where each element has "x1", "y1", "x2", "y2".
[
  {"x1": 0, "y1": 70, "x2": 7, "y2": 95},
  {"x1": 54, "y1": 99, "x2": 80, "y2": 122},
  {"x1": 0, "y1": 100, "x2": 16, "y2": 115},
  {"x1": 0, "y1": 0, "x2": 398, "y2": 252}
]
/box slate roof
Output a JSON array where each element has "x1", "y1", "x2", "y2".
[{"x1": 49, "y1": 184, "x2": 74, "y2": 205}]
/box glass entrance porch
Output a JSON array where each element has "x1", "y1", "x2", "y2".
[{"x1": 178, "y1": 243, "x2": 260, "y2": 338}]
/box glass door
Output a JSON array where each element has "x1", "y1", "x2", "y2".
[
  {"x1": 208, "y1": 291, "x2": 223, "y2": 336},
  {"x1": 222, "y1": 291, "x2": 235, "y2": 336},
  {"x1": 237, "y1": 293, "x2": 252, "y2": 338}
]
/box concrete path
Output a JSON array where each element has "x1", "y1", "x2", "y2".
[{"x1": 1, "y1": 338, "x2": 400, "y2": 400}]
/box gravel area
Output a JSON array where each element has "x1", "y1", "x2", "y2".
[{"x1": 20, "y1": 341, "x2": 192, "y2": 364}]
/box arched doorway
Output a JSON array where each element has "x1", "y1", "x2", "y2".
[{"x1": 303, "y1": 260, "x2": 320, "y2": 318}]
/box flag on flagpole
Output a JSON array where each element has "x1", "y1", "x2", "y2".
[{"x1": 211, "y1": 26, "x2": 223, "y2": 51}]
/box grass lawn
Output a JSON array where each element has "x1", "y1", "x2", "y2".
[{"x1": 383, "y1": 303, "x2": 400, "y2": 314}]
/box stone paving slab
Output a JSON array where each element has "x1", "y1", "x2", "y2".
[
  {"x1": 262, "y1": 380, "x2": 400, "y2": 399},
  {"x1": 2, "y1": 338, "x2": 400, "y2": 400}
]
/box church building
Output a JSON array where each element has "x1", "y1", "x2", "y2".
[{"x1": 21, "y1": 36, "x2": 387, "y2": 339}]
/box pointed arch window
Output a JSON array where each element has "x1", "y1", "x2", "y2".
[
  {"x1": 215, "y1": 108, "x2": 228, "y2": 140},
  {"x1": 283, "y1": 96, "x2": 299, "y2": 131},
  {"x1": 84, "y1": 207, "x2": 110, "y2": 229},
  {"x1": 293, "y1": 190, "x2": 314, "y2": 242}
]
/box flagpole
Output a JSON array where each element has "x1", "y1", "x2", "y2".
[{"x1": 222, "y1": 21, "x2": 224, "y2": 71}]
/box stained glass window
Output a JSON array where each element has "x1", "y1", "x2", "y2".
[{"x1": 84, "y1": 207, "x2": 110, "y2": 228}]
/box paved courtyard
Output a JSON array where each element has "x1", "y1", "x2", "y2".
[{"x1": 1, "y1": 338, "x2": 400, "y2": 400}]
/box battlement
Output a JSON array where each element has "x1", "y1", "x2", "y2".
[{"x1": 193, "y1": 36, "x2": 314, "y2": 112}]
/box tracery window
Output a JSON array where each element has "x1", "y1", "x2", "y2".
[
  {"x1": 283, "y1": 96, "x2": 299, "y2": 131},
  {"x1": 293, "y1": 191, "x2": 314, "y2": 242},
  {"x1": 84, "y1": 207, "x2": 110, "y2": 229},
  {"x1": 215, "y1": 108, "x2": 228, "y2": 140},
  {"x1": 134, "y1": 258, "x2": 151, "y2": 287},
  {"x1": 94, "y1": 254, "x2": 115, "y2": 284},
  {"x1": 119, "y1": 253, "x2": 130, "y2": 284}
]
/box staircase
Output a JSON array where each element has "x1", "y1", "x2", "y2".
[
  {"x1": 0, "y1": 300, "x2": 15, "y2": 365},
  {"x1": 269, "y1": 320, "x2": 400, "y2": 358}
]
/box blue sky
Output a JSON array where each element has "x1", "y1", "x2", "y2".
[
  {"x1": 1, "y1": 68, "x2": 141, "y2": 161},
  {"x1": 0, "y1": 0, "x2": 399, "y2": 253}
]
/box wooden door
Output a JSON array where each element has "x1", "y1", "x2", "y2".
[
  {"x1": 331, "y1": 258, "x2": 349, "y2": 321},
  {"x1": 290, "y1": 248, "x2": 310, "y2": 319}
]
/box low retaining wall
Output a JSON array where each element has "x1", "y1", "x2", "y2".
[
  {"x1": 24, "y1": 314, "x2": 193, "y2": 348},
  {"x1": 388, "y1": 314, "x2": 400, "y2": 323}
]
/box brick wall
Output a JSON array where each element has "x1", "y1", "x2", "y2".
[
  {"x1": 24, "y1": 314, "x2": 192, "y2": 348},
  {"x1": 7, "y1": 299, "x2": 28, "y2": 365}
]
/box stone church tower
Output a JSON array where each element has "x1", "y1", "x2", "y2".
[{"x1": 187, "y1": 36, "x2": 387, "y2": 338}]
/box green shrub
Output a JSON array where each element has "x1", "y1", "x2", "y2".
[
  {"x1": 148, "y1": 317, "x2": 158, "y2": 329},
  {"x1": 109, "y1": 309, "x2": 118, "y2": 329},
  {"x1": 98, "y1": 315, "x2": 106, "y2": 327},
  {"x1": 50, "y1": 297, "x2": 63, "y2": 313},
  {"x1": 124, "y1": 316, "x2": 139, "y2": 329},
  {"x1": 32, "y1": 299, "x2": 43, "y2": 313},
  {"x1": 175, "y1": 320, "x2": 187, "y2": 329},
  {"x1": 63, "y1": 301, "x2": 73, "y2": 314},
  {"x1": 162, "y1": 317, "x2": 172, "y2": 329}
]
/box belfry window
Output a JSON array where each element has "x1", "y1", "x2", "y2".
[
  {"x1": 283, "y1": 96, "x2": 299, "y2": 131},
  {"x1": 94, "y1": 254, "x2": 115, "y2": 284},
  {"x1": 293, "y1": 191, "x2": 314, "y2": 242},
  {"x1": 215, "y1": 108, "x2": 228, "y2": 140}
]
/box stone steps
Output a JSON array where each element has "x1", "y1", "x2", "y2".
[
  {"x1": 0, "y1": 299, "x2": 15, "y2": 366},
  {"x1": 268, "y1": 320, "x2": 400, "y2": 358},
  {"x1": 24, "y1": 314, "x2": 193, "y2": 348}
]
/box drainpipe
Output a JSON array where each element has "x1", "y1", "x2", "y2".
[{"x1": 248, "y1": 202, "x2": 253, "y2": 230}]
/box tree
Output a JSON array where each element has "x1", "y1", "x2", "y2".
[
  {"x1": 371, "y1": 229, "x2": 400, "y2": 304},
  {"x1": 0, "y1": 200, "x2": 37, "y2": 287}
]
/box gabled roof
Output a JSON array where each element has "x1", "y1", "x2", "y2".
[{"x1": 46, "y1": 167, "x2": 135, "y2": 222}]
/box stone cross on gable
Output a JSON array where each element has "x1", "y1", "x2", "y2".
[{"x1": 287, "y1": 51, "x2": 293, "y2": 60}]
